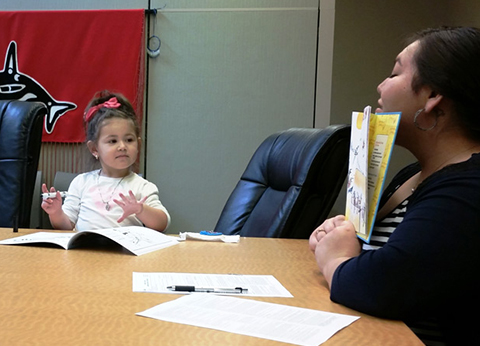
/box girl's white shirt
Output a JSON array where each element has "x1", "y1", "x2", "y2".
[{"x1": 62, "y1": 169, "x2": 171, "y2": 231}]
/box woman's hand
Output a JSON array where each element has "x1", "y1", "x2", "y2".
[
  {"x1": 310, "y1": 215, "x2": 361, "y2": 288},
  {"x1": 309, "y1": 215, "x2": 346, "y2": 252}
]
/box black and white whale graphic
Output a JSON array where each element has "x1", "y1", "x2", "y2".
[{"x1": 0, "y1": 41, "x2": 77, "y2": 134}]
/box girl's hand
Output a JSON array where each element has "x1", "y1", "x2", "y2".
[
  {"x1": 114, "y1": 190, "x2": 148, "y2": 223},
  {"x1": 41, "y1": 183, "x2": 63, "y2": 215}
]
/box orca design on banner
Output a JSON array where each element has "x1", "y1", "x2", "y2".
[{"x1": 0, "y1": 41, "x2": 77, "y2": 134}]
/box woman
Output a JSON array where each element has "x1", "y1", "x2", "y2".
[{"x1": 309, "y1": 27, "x2": 480, "y2": 345}]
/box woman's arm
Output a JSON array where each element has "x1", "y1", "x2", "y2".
[{"x1": 327, "y1": 174, "x2": 480, "y2": 319}]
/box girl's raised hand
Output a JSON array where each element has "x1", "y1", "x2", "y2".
[
  {"x1": 40, "y1": 183, "x2": 63, "y2": 215},
  {"x1": 114, "y1": 190, "x2": 148, "y2": 223}
]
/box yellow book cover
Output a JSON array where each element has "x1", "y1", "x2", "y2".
[{"x1": 345, "y1": 106, "x2": 400, "y2": 243}]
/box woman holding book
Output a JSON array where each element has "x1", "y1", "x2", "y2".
[{"x1": 309, "y1": 26, "x2": 480, "y2": 345}]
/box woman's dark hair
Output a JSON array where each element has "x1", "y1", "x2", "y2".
[
  {"x1": 84, "y1": 90, "x2": 141, "y2": 143},
  {"x1": 407, "y1": 26, "x2": 480, "y2": 139}
]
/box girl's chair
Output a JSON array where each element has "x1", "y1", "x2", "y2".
[{"x1": 0, "y1": 100, "x2": 46, "y2": 229}]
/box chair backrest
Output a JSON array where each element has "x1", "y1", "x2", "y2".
[
  {"x1": 30, "y1": 170, "x2": 44, "y2": 229},
  {"x1": 53, "y1": 171, "x2": 79, "y2": 192},
  {"x1": 0, "y1": 100, "x2": 46, "y2": 228},
  {"x1": 213, "y1": 125, "x2": 351, "y2": 238}
]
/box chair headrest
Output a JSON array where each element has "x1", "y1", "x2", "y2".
[{"x1": 241, "y1": 127, "x2": 347, "y2": 191}]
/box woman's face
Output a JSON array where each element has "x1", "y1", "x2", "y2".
[
  {"x1": 376, "y1": 41, "x2": 432, "y2": 146},
  {"x1": 376, "y1": 41, "x2": 424, "y2": 117}
]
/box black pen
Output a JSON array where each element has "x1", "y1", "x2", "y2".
[{"x1": 166, "y1": 285, "x2": 248, "y2": 294}]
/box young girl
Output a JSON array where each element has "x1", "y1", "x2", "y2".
[{"x1": 41, "y1": 91, "x2": 170, "y2": 232}]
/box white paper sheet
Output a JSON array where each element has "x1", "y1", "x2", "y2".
[
  {"x1": 132, "y1": 272, "x2": 293, "y2": 297},
  {"x1": 137, "y1": 294, "x2": 359, "y2": 346}
]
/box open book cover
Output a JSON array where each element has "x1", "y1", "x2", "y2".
[
  {"x1": 0, "y1": 226, "x2": 178, "y2": 256},
  {"x1": 345, "y1": 106, "x2": 401, "y2": 243}
]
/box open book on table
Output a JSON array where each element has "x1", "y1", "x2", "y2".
[
  {"x1": 0, "y1": 226, "x2": 178, "y2": 256},
  {"x1": 345, "y1": 106, "x2": 401, "y2": 243}
]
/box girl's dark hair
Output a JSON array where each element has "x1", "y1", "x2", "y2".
[
  {"x1": 407, "y1": 26, "x2": 480, "y2": 139},
  {"x1": 84, "y1": 90, "x2": 141, "y2": 143}
]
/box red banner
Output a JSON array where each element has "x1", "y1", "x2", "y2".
[{"x1": 0, "y1": 10, "x2": 145, "y2": 143}]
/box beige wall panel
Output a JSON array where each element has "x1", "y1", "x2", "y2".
[{"x1": 146, "y1": 4, "x2": 319, "y2": 232}]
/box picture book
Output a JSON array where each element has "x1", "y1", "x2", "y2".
[
  {"x1": 0, "y1": 226, "x2": 178, "y2": 256},
  {"x1": 345, "y1": 106, "x2": 401, "y2": 243}
]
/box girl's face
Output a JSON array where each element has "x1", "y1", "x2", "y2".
[{"x1": 90, "y1": 118, "x2": 140, "y2": 177}]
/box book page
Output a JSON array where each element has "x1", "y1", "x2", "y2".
[
  {"x1": 0, "y1": 232, "x2": 73, "y2": 249},
  {"x1": 345, "y1": 106, "x2": 370, "y2": 237},
  {"x1": 0, "y1": 227, "x2": 178, "y2": 255},
  {"x1": 365, "y1": 112, "x2": 401, "y2": 240},
  {"x1": 69, "y1": 226, "x2": 178, "y2": 256},
  {"x1": 345, "y1": 107, "x2": 400, "y2": 243}
]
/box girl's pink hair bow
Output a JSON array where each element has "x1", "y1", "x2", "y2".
[{"x1": 84, "y1": 97, "x2": 121, "y2": 122}]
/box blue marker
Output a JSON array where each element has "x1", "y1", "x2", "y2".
[{"x1": 200, "y1": 231, "x2": 223, "y2": 236}]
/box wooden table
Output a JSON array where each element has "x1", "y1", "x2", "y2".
[{"x1": 0, "y1": 228, "x2": 421, "y2": 345}]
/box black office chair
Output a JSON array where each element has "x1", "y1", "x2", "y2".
[
  {"x1": 0, "y1": 100, "x2": 46, "y2": 229},
  {"x1": 213, "y1": 125, "x2": 351, "y2": 239}
]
